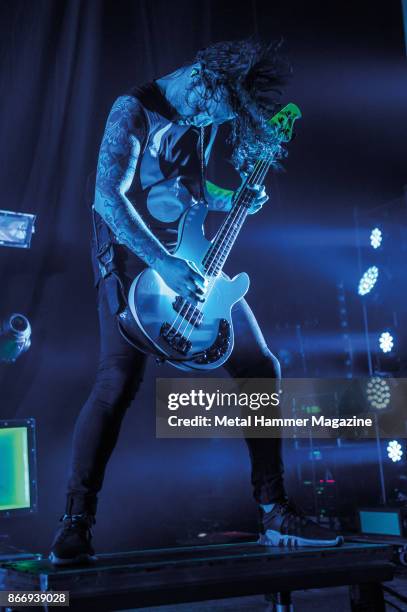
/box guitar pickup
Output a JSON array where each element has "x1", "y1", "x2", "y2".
[
  {"x1": 160, "y1": 322, "x2": 192, "y2": 355},
  {"x1": 172, "y1": 296, "x2": 203, "y2": 328}
]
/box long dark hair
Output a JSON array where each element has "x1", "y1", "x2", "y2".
[{"x1": 191, "y1": 38, "x2": 291, "y2": 171}]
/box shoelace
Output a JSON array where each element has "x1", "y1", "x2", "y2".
[
  {"x1": 60, "y1": 513, "x2": 95, "y2": 522},
  {"x1": 276, "y1": 502, "x2": 309, "y2": 532},
  {"x1": 59, "y1": 513, "x2": 95, "y2": 535}
]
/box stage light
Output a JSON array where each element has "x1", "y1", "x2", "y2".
[
  {"x1": 358, "y1": 266, "x2": 379, "y2": 296},
  {"x1": 379, "y1": 332, "x2": 394, "y2": 353},
  {"x1": 370, "y1": 227, "x2": 382, "y2": 249},
  {"x1": 0, "y1": 209, "x2": 36, "y2": 249},
  {"x1": 0, "y1": 314, "x2": 31, "y2": 362},
  {"x1": 366, "y1": 377, "x2": 391, "y2": 410},
  {"x1": 387, "y1": 440, "x2": 403, "y2": 463}
]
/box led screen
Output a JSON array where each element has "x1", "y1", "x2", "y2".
[{"x1": 0, "y1": 427, "x2": 31, "y2": 511}]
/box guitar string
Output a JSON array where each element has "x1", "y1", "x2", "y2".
[
  {"x1": 176, "y1": 155, "x2": 273, "y2": 343},
  {"x1": 200, "y1": 138, "x2": 280, "y2": 274},
  {"x1": 168, "y1": 156, "x2": 268, "y2": 339},
  {"x1": 167, "y1": 157, "x2": 260, "y2": 335},
  {"x1": 166, "y1": 115, "x2": 291, "y2": 353},
  {"x1": 181, "y1": 157, "x2": 273, "y2": 344},
  {"x1": 161, "y1": 126, "x2": 210, "y2": 336},
  {"x1": 172, "y1": 154, "x2": 272, "y2": 342},
  {"x1": 165, "y1": 118, "x2": 282, "y2": 344}
]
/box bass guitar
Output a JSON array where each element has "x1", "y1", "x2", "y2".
[{"x1": 118, "y1": 103, "x2": 301, "y2": 370}]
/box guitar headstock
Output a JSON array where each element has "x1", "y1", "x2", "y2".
[{"x1": 268, "y1": 103, "x2": 302, "y2": 143}]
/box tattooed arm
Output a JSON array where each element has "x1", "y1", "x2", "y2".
[
  {"x1": 94, "y1": 96, "x2": 168, "y2": 267},
  {"x1": 94, "y1": 96, "x2": 205, "y2": 301}
]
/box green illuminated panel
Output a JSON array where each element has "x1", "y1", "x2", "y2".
[
  {"x1": 0, "y1": 427, "x2": 31, "y2": 510},
  {"x1": 360, "y1": 510, "x2": 401, "y2": 536}
]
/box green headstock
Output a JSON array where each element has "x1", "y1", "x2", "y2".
[{"x1": 268, "y1": 103, "x2": 302, "y2": 143}]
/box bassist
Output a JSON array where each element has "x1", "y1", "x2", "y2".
[{"x1": 50, "y1": 39, "x2": 343, "y2": 565}]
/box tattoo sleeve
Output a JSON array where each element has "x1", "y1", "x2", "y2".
[
  {"x1": 205, "y1": 180, "x2": 234, "y2": 212},
  {"x1": 94, "y1": 95, "x2": 168, "y2": 267}
]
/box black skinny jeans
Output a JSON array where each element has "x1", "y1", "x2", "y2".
[{"x1": 65, "y1": 278, "x2": 285, "y2": 516}]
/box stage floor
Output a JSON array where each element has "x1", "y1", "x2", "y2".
[{"x1": 0, "y1": 541, "x2": 395, "y2": 611}]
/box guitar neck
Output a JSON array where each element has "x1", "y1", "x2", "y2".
[
  {"x1": 202, "y1": 163, "x2": 272, "y2": 276},
  {"x1": 201, "y1": 103, "x2": 301, "y2": 277}
]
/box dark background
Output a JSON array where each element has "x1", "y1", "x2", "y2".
[{"x1": 0, "y1": 0, "x2": 406, "y2": 554}]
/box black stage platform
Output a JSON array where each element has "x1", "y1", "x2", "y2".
[{"x1": 0, "y1": 541, "x2": 395, "y2": 611}]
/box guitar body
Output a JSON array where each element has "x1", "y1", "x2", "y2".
[
  {"x1": 117, "y1": 103, "x2": 301, "y2": 371},
  {"x1": 121, "y1": 203, "x2": 250, "y2": 371}
]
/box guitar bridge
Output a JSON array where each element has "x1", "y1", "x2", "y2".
[
  {"x1": 172, "y1": 296, "x2": 203, "y2": 328},
  {"x1": 160, "y1": 322, "x2": 192, "y2": 355}
]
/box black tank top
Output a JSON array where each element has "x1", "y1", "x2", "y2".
[
  {"x1": 92, "y1": 81, "x2": 217, "y2": 284},
  {"x1": 128, "y1": 81, "x2": 217, "y2": 247}
]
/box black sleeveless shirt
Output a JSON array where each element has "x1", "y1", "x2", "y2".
[{"x1": 92, "y1": 81, "x2": 217, "y2": 285}]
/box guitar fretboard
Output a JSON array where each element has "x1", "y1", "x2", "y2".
[{"x1": 202, "y1": 167, "x2": 270, "y2": 276}]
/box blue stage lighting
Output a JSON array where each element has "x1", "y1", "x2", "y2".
[
  {"x1": 366, "y1": 377, "x2": 391, "y2": 410},
  {"x1": 387, "y1": 440, "x2": 403, "y2": 463},
  {"x1": 379, "y1": 332, "x2": 394, "y2": 353},
  {"x1": 358, "y1": 266, "x2": 379, "y2": 296},
  {"x1": 370, "y1": 227, "x2": 382, "y2": 249}
]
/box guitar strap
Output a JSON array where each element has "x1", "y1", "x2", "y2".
[{"x1": 91, "y1": 210, "x2": 125, "y2": 316}]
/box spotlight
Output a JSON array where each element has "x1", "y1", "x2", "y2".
[
  {"x1": 387, "y1": 440, "x2": 403, "y2": 463},
  {"x1": 0, "y1": 314, "x2": 31, "y2": 362},
  {"x1": 370, "y1": 227, "x2": 382, "y2": 249},
  {"x1": 366, "y1": 377, "x2": 391, "y2": 410},
  {"x1": 379, "y1": 332, "x2": 394, "y2": 353},
  {"x1": 0, "y1": 209, "x2": 36, "y2": 249},
  {"x1": 358, "y1": 266, "x2": 379, "y2": 296}
]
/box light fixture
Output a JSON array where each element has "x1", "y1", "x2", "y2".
[
  {"x1": 366, "y1": 377, "x2": 391, "y2": 410},
  {"x1": 0, "y1": 314, "x2": 31, "y2": 362},
  {"x1": 387, "y1": 440, "x2": 403, "y2": 463},
  {"x1": 379, "y1": 331, "x2": 394, "y2": 354},
  {"x1": 358, "y1": 266, "x2": 379, "y2": 296},
  {"x1": 370, "y1": 227, "x2": 382, "y2": 249},
  {"x1": 0, "y1": 209, "x2": 36, "y2": 249}
]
